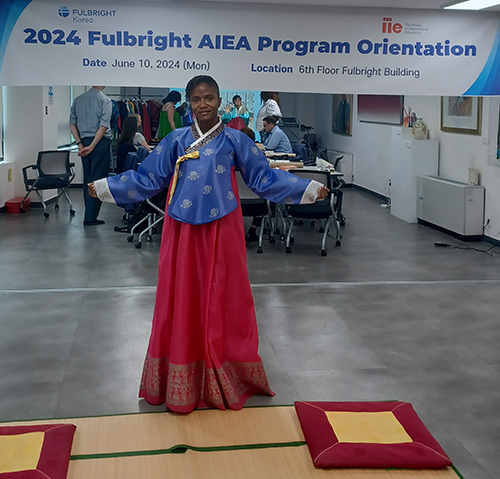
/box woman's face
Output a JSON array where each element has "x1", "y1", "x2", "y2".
[
  {"x1": 136, "y1": 116, "x2": 142, "y2": 128},
  {"x1": 190, "y1": 83, "x2": 221, "y2": 124},
  {"x1": 233, "y1": 97, "x2": 241, "y2": 108}
]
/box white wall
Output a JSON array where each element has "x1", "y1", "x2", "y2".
[
  {"x1": 56, "y1": 85, "x2": 72, "y2": 146},
  {"x1": 3, "y1": 86, "x2": 61, "y2": 205},
  {"x1": 280, "y1": 92, "x2": 318, "y2": 142},
  {"x1": 0, "y1": 85, "x2": 123, "y2": 206},
  {"x1": 0, "y1": 163, "x2": 14, "y2": 206},
  {"x1": 314, "y1": 93, "x2": 500, "y2": 242},
  {"x1": 4, "y1": 86, "x2": 44, "y2": 201}
]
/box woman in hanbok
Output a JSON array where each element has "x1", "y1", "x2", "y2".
[
  {"x1": 221, "y1": 94, "x2": 250, "y2": 129},
  {"x1": 89, "y1": 75, "x2": 328, "y2": 413}
]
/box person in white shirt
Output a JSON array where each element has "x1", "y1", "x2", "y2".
[{"x1": 255, "y1": 92, "x2": 282, "y2": 140}]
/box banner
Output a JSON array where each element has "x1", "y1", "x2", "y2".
[{"x1": 1, "y1": 0, "x2": 500, "y2": 95}]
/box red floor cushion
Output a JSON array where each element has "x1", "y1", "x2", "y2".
[
  {"x1": 295, "y1": 401, "x2": 451, "y2": 469},
  {"x1": 0, "y1": 424, "x2": 76, "y2": 478}
]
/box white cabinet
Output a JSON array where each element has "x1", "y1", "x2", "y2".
[{"x1": 390, "y1": 128, "x2": 439, "y2": 223}]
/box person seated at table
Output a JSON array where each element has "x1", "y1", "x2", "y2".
[
  {"x1": 116, "y1": 114, "x2": 151, "y2": 173},
  {"x1": 239, "y1": 125, "x2": 265, "y2": 242},
  {"x1": 222, "y1": 95, "x2": 250, "y2": 128},
  {"x1": 240, "y1": 126, "x2": 255, "y2": 142},
  {"x1": 262, "y1": 116, "x2": 293, "y2": 154}
]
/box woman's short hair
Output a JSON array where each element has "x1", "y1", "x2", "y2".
[
  {"x1": 162, "y1": 91, "x2": 182, "y2": 104},
  {"x1": 232, "y1": 95, "x2": 242, "y2": 103},
  {"x1": 240, "y1": 127, "x2": 255, "y2": 142},
  {"x1": 185, "y1": 75, "x2": 220, "y2": 101}
]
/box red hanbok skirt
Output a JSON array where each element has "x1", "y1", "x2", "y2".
[{"x1": 139, "y1": 172, "x2": 274, "y2": 412}]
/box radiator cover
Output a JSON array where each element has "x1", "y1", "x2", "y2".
[{"x1": 417, "y1": 176, "x2": 484, "y2": 237}]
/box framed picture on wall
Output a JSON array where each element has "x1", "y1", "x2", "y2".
[
  {"x1": 332, "y1": 94, "x2": 353, "y2": 136},
  {"x1": 357, "y1": 95, "x2": 404, "y2": 125},
  {"x1": 440, "y1": 96, "x2": 482, "y2": 135}
]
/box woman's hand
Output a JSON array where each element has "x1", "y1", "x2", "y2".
[
  {"x1": 317, "y1": 185, "x2": 330, "y2": 200},
  {"x1": 88, "y1": 182, "x2": 97, "y2": 198}
]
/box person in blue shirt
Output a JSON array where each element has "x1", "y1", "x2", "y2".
[
  {"x1": 70, "y1": 86, "x2": 112, "y2": 226},
  {"x1": 262, "y1": 116, "x2": 293, "y2": 153}
]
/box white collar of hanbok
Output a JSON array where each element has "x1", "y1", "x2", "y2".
[{"x1": 186, "y1": 117, "x2": 224, "y2": 154}]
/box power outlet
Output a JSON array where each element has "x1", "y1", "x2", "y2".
[
  {"x1": 7, "y1": 168, "x2": 12, "y2": 183},
  {"x1": 485, "y1": 218, "x2": 492, "y2": 228}
]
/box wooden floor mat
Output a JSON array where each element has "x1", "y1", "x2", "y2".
[
  {"x1": 1, "y1": 407, "x2": 461, "y2": 478},
  {"x1": 68, "y1": 445, "x2": 460, "y2": 479},
  {"x1": 0, "y1": 406, "x2": 303, "y2": 455}
]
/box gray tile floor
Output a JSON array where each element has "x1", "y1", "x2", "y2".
[{"x1": 1, "y1": 187, "x2": 500, "y2": 478}]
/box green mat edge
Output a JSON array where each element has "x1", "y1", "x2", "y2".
[
  {"x1": 70, "y1": 440, "x2": 307, "y2": 460},
  {"x1": 70, "y1": 442, "x2": 463, "y2": 477}
]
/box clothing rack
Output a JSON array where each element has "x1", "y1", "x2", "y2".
[{"x1": 107, "y1": 94, "x2": 164, "y2": 100}]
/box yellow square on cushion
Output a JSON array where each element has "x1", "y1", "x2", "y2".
[
  {"x1": 0, "y1": 431, "x2": 44, "y2": 473},
  {"x1": 326, "y1": 411, "x2": 413, "y2": 444}
]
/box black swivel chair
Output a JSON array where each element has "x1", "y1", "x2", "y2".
[
  {"x1": 316, "y1": 149, "x2": 346, "y2": 227},
  {"x1": 285, "y1": 170, "x2": 342, "y2": 256},
  {"x1": 116, "y1": 144, "x2": 137, "y2": 174},
  {"x1": 127, "y1": 191, "x2": 167, "y2": 249},
  {"x1": 21, "y1": 150, "x2": 75, "y2": 218},
  {"x1": 236, "y1": 170, "x2": 275, "y2": 254},
  {"x1": 292, "y1": 143, "x2": 315, "y2": 166}
]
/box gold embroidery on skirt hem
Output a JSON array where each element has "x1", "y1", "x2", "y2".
[{"x1": 140, "y1": 354, "x2": 272, "y2": 407}]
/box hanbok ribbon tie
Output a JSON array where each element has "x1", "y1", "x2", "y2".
[{"x1": 168, "y1": 151, "x2": 200, "y2": 205}]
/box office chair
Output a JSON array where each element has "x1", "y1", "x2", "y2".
[
  {"x1": 316, "y1": 150, "x2": 346, "y2": 227},
  {"x1": 114, "y1": 147, "x2": 151, "y2": 233},
  {"x1": 127, "y1": 191, "x2": 166, "y2": 249},
  {"x1": 303, "y1": 132, "x2": 318, "y2": 151},
  {"x1": 21, "y1": 150, "x2": 75, "y2": 218},
  {"x1": 236, "y1": 170, "x2": 275, "y2": 254},
  {"x1": 292, "y1": 143, "x2": 315, "y2": 166},
  {"x1": 285, "y1": 170, "x2": 342, "y2": 256},
  {"x1": 116, "y1": 143, "x2": 136, "y2": 174},
  {"x1": 317, "y1": 149, "x2": 345, "y2": 174}
]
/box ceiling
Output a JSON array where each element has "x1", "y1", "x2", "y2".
[
  {"x1": 47, "y1": 0, "x2": 500, "y2": 11},
  {"x1": 195, "y1": 0, "x2": 500, "y2": 10}
]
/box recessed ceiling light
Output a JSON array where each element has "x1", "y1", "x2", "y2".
[{"x1": 445, "y1": 0, "x2": 500, "y2": 9}]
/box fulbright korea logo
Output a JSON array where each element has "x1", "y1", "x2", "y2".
[
  {"x1": 58, "y1": 6, "x2": 117, "y2": 22},
  {"x1": 58, "y1": 6, "x2": 70, "y2": 17}
]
